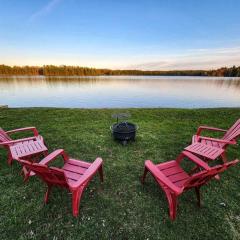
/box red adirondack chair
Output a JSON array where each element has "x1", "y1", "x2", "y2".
[
  {"x1": 0, "y1": 127, "x2": 45, "y2": 165},
  {"x1": 18, "y1": 149, "x2": 103, "y2": 217},
  {"x1": 141, "y1": 150, "x2": 239, "y2": 221},
  {"x1": 192, "y1": 119, "x2": 240, "y2": 162}
]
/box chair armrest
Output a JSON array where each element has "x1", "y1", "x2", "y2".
[
  {"x1": 39, "y1": 149, "x2": 69, "y2": 165},
  {"x1": 198, "y1": 136, "x2": 236, "y2": 145},
  {"x1": 6, "y1": 127, "x2": 39, "y2": 136},
  {"x1": 0, "y1": 136, "x2": 37, "y2": 146},
  {"x1": 145, "y1": 160, "x2": 183, "y2": 195},
  {"x1": 182, "y1": 151, "x2": 211, "y2": 170},
  {"x1": 69, "y1": 158, "x2": 103, "y2": 190},
  {"x1": 196, "y1": 126, "x2": 227, "y2": 136}
]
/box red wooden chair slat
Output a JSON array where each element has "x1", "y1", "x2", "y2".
[
  {"x1": 185, "y1": 143, "x2": 224, "y2": 160},
  {"x1": 18, "y1": 149, "x2": 103, "y2": 217},
  {"x1": 174, "y1": 179, "x2": 189, "y2": 188},
  {"x1": 67, "y1": 158, "x2": 91, "y2": 168},
  {"x1": 223, "y1": 119, "x2": 240, "y2": 140},
  {"x1": 157, "y1": 160, "x2": 177, "y2": 170},
  {"x1": 0, "y1": 127, "x2": 46, "y2": 165},
  {"x1": 0, "y1": 128, "x2": 12, "y2": 142},
  {"x1": 63, "y1": 162, "x2": 87, "y2": 175},
  {"x1": 168, "y1": 172, "x2": 189, "y2": 183},
  {"x1": 159, "y1": 165, "x2": 185, "y2": 176},
  {"x1": 141, "y1": 150, "x2": 239, "y2": 221},
  {"x1": 10, "y1": 141, "x2": 48, "y2": 159},
  {"x1": 64, "y1": 170, "x2": 83, "y2": 181},
  {"x1": 192, "y1": 119, "x2": 240, "y2": 161}
]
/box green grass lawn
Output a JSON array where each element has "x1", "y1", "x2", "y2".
[{"x1": 0, "y1": 108, "x2": 239, "y2": 240}]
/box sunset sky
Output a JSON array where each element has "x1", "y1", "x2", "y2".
[{"x1": 1, "y1": 0, "x2": 240, "y2": 70}]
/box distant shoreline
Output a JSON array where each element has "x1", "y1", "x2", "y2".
[
  {"x1": 0, "y1": 75, "x2": 240, "y2": 78},
  {"x1": 0, "y1": 64, "x2": 240, "y2": 77}
]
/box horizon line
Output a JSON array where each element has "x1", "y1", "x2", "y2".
[{"x1": 1, "y1": 63, "x2": 239, "y2": 72}]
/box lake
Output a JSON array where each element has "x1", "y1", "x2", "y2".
[{"x1": 1, "y1": 76, "x2": 240, "y2": 108}]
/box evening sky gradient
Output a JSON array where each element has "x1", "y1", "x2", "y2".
[{"x1": 1, "y1": 0, "x2": 240, "y2": 70}]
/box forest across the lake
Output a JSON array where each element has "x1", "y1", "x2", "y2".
[{"x1": 0, "y1": 64, "x2": 240, "y2": 77}]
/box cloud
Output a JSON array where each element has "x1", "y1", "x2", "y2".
[
  {"x1": 125, "y1": 46, "x2": 240, "y2": 70},
  {"x1": 29, "y1": 0, "x2": 62, "y2": 21}
]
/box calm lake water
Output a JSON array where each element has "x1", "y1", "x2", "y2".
[{"x1": 1, "y1": 76, "x2": 240, "y2": 108}]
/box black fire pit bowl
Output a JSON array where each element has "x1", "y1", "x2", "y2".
[{"x1": 110, "y1": 122, "x2": 138, "y2": 145}]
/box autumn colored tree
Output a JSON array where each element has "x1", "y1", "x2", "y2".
[{"x1": 0, "y1": 64, "x2": 239, "y2": 77}]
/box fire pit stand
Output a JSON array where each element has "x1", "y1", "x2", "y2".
[{"x1": 110, "y1": 113, "x2": 138, "y2": 145}]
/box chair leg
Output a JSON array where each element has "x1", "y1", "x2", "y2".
[
  {"x1": 165, "y1": 191, "x2": 178, "y2": 221},
  {"x1": 195, "y1": 187, "x2": 201, "y2": 207},
  {"x1": 7, "y1": 151, "x2": 13, "y2": 165},
  {"x1": 72, "y1": 187, "x2": 84, "y2": 217},
  {"x1": 44, "y1": 184, "x2": 52, "y2": 204},
  {"x1": 22, "y1": 167, "x2": 30, "y2": 182},
  {"x1": 98, "y1": 164, "x2": 104, "y2": 182},
  {"x1": 171, "y1": 195, "x2": 178, "y2": 220},
  {"x1": 221, "y1": 152, "x2": 227, "y2": 163},
  {"x1": 23, "y1": 174, "x2": 30, "y2": 182},
  {"x1": 141, "y1": 167, "x2": 149, "y2": 184}
]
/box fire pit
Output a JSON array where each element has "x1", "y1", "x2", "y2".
[{"x1": 110, "y1": 113, "x2": 138, "y2": 145}]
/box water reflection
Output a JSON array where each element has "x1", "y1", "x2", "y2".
[{"x1": 0, "y1": 76, "x2": 240, "y2": 108}]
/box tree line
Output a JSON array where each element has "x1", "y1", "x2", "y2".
[{"x1": 0, "y1": 64, "x2": 240, "y2": 77}]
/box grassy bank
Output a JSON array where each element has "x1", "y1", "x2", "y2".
[{"x1": 0, "y1": 108, "x2": 239, "y2": 240}]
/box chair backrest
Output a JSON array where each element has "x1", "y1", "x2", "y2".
[
  {"x1": 184, "y1": 159, "x2": 239, "y2": 189},
  {"x1": 223, "y1": 119, "x2": 240, "y2": 141},
  {"x1": 0, "y1": 128, "x2": 12, "y2": 143},
  {"x1": 19, "y1": 159, "x2": 68, "y2": 187}
]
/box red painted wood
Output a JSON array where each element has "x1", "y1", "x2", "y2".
[
  {"x1": 68, "y1": 158, "x2": 91, "y2": 168},
  {"x1": 168, "y1": 172, "x2": 189, "y2": 183},
  {"x1": 193, "y1": 119, "x2": 240, "y2": 161},
  {"x1": 6, "y1": 127, "x2": 39, "y2": 136},
  {"x1": 0, "y1": 128, "x2": 12, "y2": 142},
  {"x1": 63, "y1": 162, "x2": 87, "y2": 175},
  {"x1": 0, "y1": 127, "x2": 45, "y2": 165},
  {"x1": 10, "y1": 140, "x2": 47, "y2": 159},
  {"x1": 185, "y1": 143, "x2": 224, "y2": 160},
  {"x1": 160, "y1": 166, "x2": 185, "y2": 176},
  {"x1": 223, "y1": 119, "x2": 240, "y2": 140},
  {"x1": 64, "y1": 170, "x2": 83, "y2": 181},
  {"x1": 18, "y1": 149, "x2": 103, "y2": 217},
  {"x1": 141, "y1": 151, "x2": 239, "y2": 221},
  {"x1": 174, "y1": 179, "x2": 189, "y2": 187},
  {"x1": 157, "y1": 160, "x2": 177, "y2": 170}
]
